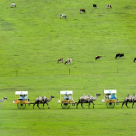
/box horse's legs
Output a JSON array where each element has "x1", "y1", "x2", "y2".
[
  {"x1": 88, "y1": 102, "x2": 90, "y2": 109},
  {"x1": 92, "y1": 102, "x2": 95, "y2": 109},
  {"x1": 33, "y1": 103, "x2": 35, "y2": 109},
  {"x1": 46, "y1": 102, "x2": 50, "y2": 109},
  {"x1": 126, "y1": 102, "x2": 129, "y2": 108},
  {"x1": 132, "y1": 101, "x2": 134, "y2": 108},
  {"x1": 132, "y1": 101, "x2": 135, "y2": 108},
  {"x1": 37, "y1": 103, "x2": 41, "y2": 109},
  {"x1": 81, "y1": 102, "x2": 84, "y2": 109},
  {"x1": 121, "y1": 101, "x2": 125, "y2": 108},
  {"x1": 76, "y1": 101, "x2": 79, "y2": 109},
  {"x1": 43, "y1": 103, "x2": 45, "y2": 109}
]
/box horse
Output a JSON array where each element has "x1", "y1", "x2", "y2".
[
  {"x1": 60, "y1": 14, "x2": 66, "y2": 19},
  {"x1": 11, "y1": 3, "x2": 16, "y2": 7},
  {"x1": 93, "y1": 4, "x2": 97, "y2": 8},
  {"x1": 65, "y1": 58, "x2": 72, "y2": 64},
  {"x1": 133, "y1": 58, "x2": 136, "y2": 62},
  {"x1": 80, "y1": 9, "x2": 86, "y2": 14},
  {"x1": 106, "y1": 4, "x2": 112, "y2": 8},
  {"x1": 95, "y1": 56, "x2": 102, "y2": 60},
  {"x1": 58, "y1": 58, "x2": 63, "y2": 63},
  {"x1": 115, "y1": 53, "x2": 124, "y2": 59}
]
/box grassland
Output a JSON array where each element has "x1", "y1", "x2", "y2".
[{"x1": 0, "y1": 0, "x2": 136, "y2": 135}]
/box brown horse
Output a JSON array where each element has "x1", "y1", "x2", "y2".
[
  {"x1": 80, "y1": 9, "x2": 86, "y2": 14},
  {"x1": 95, "y1": 56, "x2": 102, "y2": 60},
  {"x1": 58, "y1": 58, "x2": 63, "y2": 63}
]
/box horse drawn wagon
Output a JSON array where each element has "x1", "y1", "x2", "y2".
[
  {"x1": 58, "y1": 91, "x2": 76, "y2": 109},
  {"x1": 13, "y1": 91, "x2": 30, "y2": 109},
  {"x1": 102, "y1": 90, "x2": 119, "y2": 108}
]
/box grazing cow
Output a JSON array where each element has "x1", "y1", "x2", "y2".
[
  {"x1": 115, "y1": 53, "x2": 124, "y2": 59},
  {"x1": 58, "y1": 58, "x2": 63, "y2": 63},
  {"x1": 106, "y1": 4, "x2": 112, "y2": 8},
  {"x1": 95, "y1": 56, "x2": 102, "y2": 60},
  {"x1": 11, "y1": 3, "x2": 16, "y2": 7},
  {"x1": 133, "y1": 58, "x2": 136, "y2": 62},
  {"x1": 80, "y1": 9, "x2": 86, "y2": 14},
  {"x1": 115, "y1": 53, "x2": 120, "y2": 59},
  {"x1": 65, "y1": 58, "x2": 72, "y2": 64},
  {"x1": 60, "y1": 14, "x2": 66, "y2": 19},
  {"x1": 93, "y1": 4, "x2": 97, "y2": 8}
]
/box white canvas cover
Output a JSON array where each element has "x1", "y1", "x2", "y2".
[
  {"x1": 15, "y1": 91, "x2": 28, "y2": 95},
  {"x1": 104, "y1": 90, "x2": 117, "y2": 94},
  {"x1": 60, "y1": 91, "x2": 73, "y2": 94}
]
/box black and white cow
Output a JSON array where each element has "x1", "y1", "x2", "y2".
[
  {"x1": 115, "y1": 53, "x2": 124, "y2": 59},
  {"x1": 80, "y1": 9, "x2": 86, "y2": 14},
  {"x1": 65, "y1": 58, "x2": 72, "y2": 64},
  {"x1": 93, "y1": 4, "x2": 97, "y2": 8},
  {"x1": 95, "y1": 56, "x2": 102, "y2": 60},
  {"x1": 106, "y1": 4, "x2": 112, "y2": 8},
  {"x1": 60, "y1": 14, "x2": 66, "y2": 19},
  {"x1": 11, "y1": 3, "x2": 16, "y2": 7}
]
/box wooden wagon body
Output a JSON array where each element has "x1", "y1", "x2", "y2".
[
  {"x1": 58, "y1": 90, "x2": 75, "y2": 109},
  {"x1": 13, "y1": 91, "x2": 30, "y2": 109},
  {"x1": 102, "y1": 90, "x2": 119, "y2": 108}
]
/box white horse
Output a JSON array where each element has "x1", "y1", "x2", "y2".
[
  {"x1": 60, "y1": 14, "x2": 66, "y2": 19},
  {"x1": 65, "y1": 58, "x2": 72, "y2": 64},
  {"x1": 11, "y1": 3, "x2": 16, "y2": 8}
]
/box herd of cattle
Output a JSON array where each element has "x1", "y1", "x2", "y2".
[
  {"x1": 10, "y1": 3, "x2": 136, "y2": 63},
  {"x1": 58, "y1": 54, "x2": 136, "y2": 63},
  {"x1": 58, "y1": 58, "x2": 72, "y2": 64},
  {"x1": 59, "y1": 4, "x2": 136, "y2": 63},
  {"x1": 60, "y1": 4, "x2": 112, "y2": 18}
]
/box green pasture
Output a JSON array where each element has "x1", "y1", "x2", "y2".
[{"x1": 0, "y1": 0, "x2": 136, "y2": 135}]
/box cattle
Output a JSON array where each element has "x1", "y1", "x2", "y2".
[
  {"x1": 115, "y1": 53, "x2": 124, "y2": 59},
  {"x1": 58, "y1": 58, "x2": 63, "y2": 63},
  {"x1": 95, "y1": 56, "x2": 102, "y2": 60},
  {"x1": 65, "y1": 58, "x2": 72, "y2": 64},
  {"x1": 11, "y1": 3, "x2": 16, "y2": 8},
  {"x1": 80, "y1": 9, "x2": 86, "y2": 14},
  {"x1": 93, "y1": 4, "x2": 97, "y2": 8},
  {"x1": 60, "y1": 14, "x2": 66, "y2": 19},
  {"x1": 106, "y1": 4, "x2": 112, "y2": 8},
  {"x1": 133, "y1": 58, "x2": 136, "y2": 62}
]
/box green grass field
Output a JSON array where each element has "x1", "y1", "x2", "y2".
[{"x1": 0, "y1": 0, "x2": 136, "y2": 135}]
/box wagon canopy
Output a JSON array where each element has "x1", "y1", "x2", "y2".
[
  {"x1": 60, "y1": 90, "x2": 73, "y2": 94},
  {"x1": 15, "y1": 91, "x2": 28, "y2": 95},
  {"x1": 104, "y1": 90, "x2": 117, "y2": 94}
]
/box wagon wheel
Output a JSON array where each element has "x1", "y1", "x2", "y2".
[
  {"x1": 61, "y1": 103, "x2": 71, "y2": 109},
  {"x1": 17, "y1": 104, "x2": 26, "y2": 109},
  {"x1": 106, "y1": 102, "x2": 115, "y2": 108}
]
